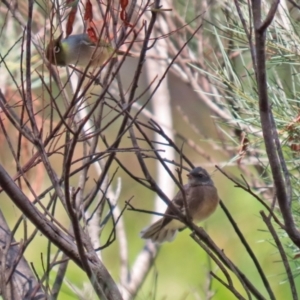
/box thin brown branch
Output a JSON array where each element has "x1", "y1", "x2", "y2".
[{"x1": 261, "y1": 211, "x2": 298, "y2": 300}]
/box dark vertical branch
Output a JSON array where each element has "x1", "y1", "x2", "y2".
[
  {"x1": 251, "y1": 1, "x2": 300, "y2": 246},
  {"x1": 24, "y1": 0, "x2": 39, "y2": 136}
]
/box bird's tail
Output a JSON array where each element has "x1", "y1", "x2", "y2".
[{"x1": 140, "y1": 219, "x2": 178, "y2": 244}]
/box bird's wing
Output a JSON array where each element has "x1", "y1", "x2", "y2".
[
  {"x1": 81, "y1": 36, "x2": 111, "y2": 49},
  {"x1": 80, "y1": 37, "x2": 96, "y2": 47},
  {"x1": 160, "y1": 184, "x2": 190, "y2": 228}
]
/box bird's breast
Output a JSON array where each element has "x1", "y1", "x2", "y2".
[{"x1": 189, "y1": 185, "x2": 219, "y2": 223}]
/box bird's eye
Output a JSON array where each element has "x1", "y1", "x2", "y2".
[
  {"x1": 197, "y1": 172, "x2": 204, "y2": 177},
  {"x1": 54, "y1": 46, "x2": 60, "y2": 53}
]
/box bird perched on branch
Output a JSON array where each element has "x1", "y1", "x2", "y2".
[
  {"x1": 45, "y1": 33, "x2": 136, "y2": 67},
  {"x1": 140, "y1": 167, "x2": 219, "y2": 244}
]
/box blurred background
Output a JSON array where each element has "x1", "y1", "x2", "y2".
[{"x1": 1, "y1": 0, "x2": 300, "y2": 299}]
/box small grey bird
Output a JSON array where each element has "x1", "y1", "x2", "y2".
[
  {"x1": 46, "y1": 33, "x2": 136, "y2": 67},
  {"x1": 140, "y1": 167, "x2": 219, "y2": 243}
]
